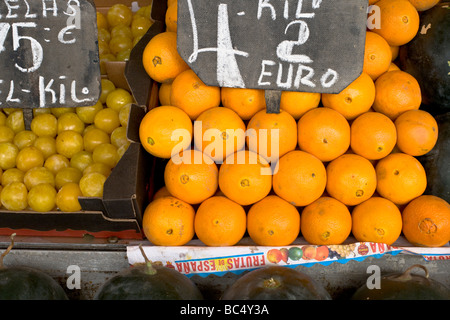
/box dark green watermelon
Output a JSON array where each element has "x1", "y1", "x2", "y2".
[
  {"x1": 351, "y1": 264, "x2": 450, "y2": 300},
  {"x1": 95, "y1": 246, "x2": 203, "y2": 300},
  {"x1": 221, "y1": 266, "x2": 332, "y2": 300},
  {"x1": 95, "y1": 263, "x2": 203, "y2": 300},
  {"x1": 417, "y1": 112, "x2": 450, "y2": 202},
  {"x1": 0, "y1": 234, "x2": 68, "y2": 300},
  {"x1": 0, "y1": 266, "x2": 68, "y2": 300},
  {"x1": 399, "y1": 2, "x2": 450, "y2": 115}
]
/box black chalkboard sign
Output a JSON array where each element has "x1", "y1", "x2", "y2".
[
  {"x1": 177, "y1": 0, "x2": 368, "y2": 94},
  {"x1": 0, "y1": 0, "x2": 100, "y2": 109}
]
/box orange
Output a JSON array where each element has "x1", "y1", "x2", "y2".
[
  {"x1": 165, "y1": 1, "x2": 177, "y2": 33},
  {"x1": 326, "y1": 154, "x2": 377, "y2": 206},
  {"x1": 362, "y1": 32, "x2": 392, "y2": 80},
  {"x1": 402, "y1": 195, "x2": 450, "y2": 247},
  {"x1": 158, "y1": 82, "x2": 172, "y2": 106},
  {"x1": 142, "y1": 31, "x2": 189, "y2": 83},
  {"x1": 322, "y1": 72, "x2": 376, "y2": 120},
  {"x1": 194, "y1": 196, "x2": 247, "y2": 246},
  {"x1": 407, "y1": 0, "x2": 440, "y2": 11},
  {"x1": 142, "y1": 196, "x2": 195, "y2": 246},
  {"x1": 170, "y1": 69, "x2": 221, "y2": 120},
  {"x1": 246, "y1": 110, "x2": 297, "y2": 162},
  {"x1": 218, "y1": 150, "x2": 272, "y2": 206},
  {"x1": 372, "y1": 0, "x2": 420, "y2": 46},
  {"x1": 390, "y1": 45, "x2": 399, "y2": 61},
  {"x1": 352, "y1": 197, "x2": 403, "y2": 245},
  {"x1": 152, "y1": 186, "x2": 172, "y2": 200},
  {"x1": 373, "y1": 70, "x2": 422, "y2": 120},
  {"x1": 376, "y1": 152, "x2": 427, "y2": 205},
  {"x1": 221, "y1": 87, "x2": 266, "y2": 120},
  {"x1": 394, "y1": 109, "x2": 439, "y2": 156},
  {"x1": 297, "y1": 107, "x2": 351, "y2": 162},
  {"x1": 273, "y1": 150, "x2": 327, "y2": 207},
  {"x1": 194, "y1": 107, "x2": 246, "y2": 163},
  {"x1": 279, "y1": 91, "x2": 321, "y2": 120},
  {"x1": 350, "y1": 111, "x2": 397, "y2": 160},
  {"x1": 139, "y1": 106, "x2": 193, "y2": 159},
  {"x1": 300, "y1": 197, "x2": 352, "y2": 245},
  {"x1": 164, "y1": 150, "x2": 218, "y2": 204},
  {"x1": 167, "y1": 0, "x2": 177, "y2": 6},
  {"x1": 387, "y1": 62, "x2": 400, "y2": 72},
  {"x1": 247, "y1": 195, "x2": 300, "y2": 246}
]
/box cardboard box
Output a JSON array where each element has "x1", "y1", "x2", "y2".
[{"x1": 0, "y1": 0, "x2": 165, "y2": 240}]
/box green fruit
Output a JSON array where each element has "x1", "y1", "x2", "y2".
[
  {"x1": 95, "y1": 247, "x2": 203, "y2": 300},
  {"x1": 221, "y1": 266, "x2": 331, "y2": 300},
  {"x1": 288, "y1": 247, "x2": 303, "y2": 261},
  {"x1": 0, "y1": 234, "x2": 68, "y2": 300}
]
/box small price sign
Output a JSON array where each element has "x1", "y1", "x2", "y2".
[
  {"x1": 0, "y1": 0, "x2": 100, "y2": 109},
  {"x1": 177, "y1": 0, "x2": 368, "y2": 94}
]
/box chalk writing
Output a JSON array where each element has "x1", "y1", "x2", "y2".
[
  {"x1": 177, "y1": 0, "x2": 368, "y2": 93},
  {"x1": 0, "y1": 0, "x2": 100, "y2": 108}
]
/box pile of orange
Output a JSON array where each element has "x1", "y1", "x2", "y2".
[{"x1": 138, "y1": 0, "x2": 449, "y2": 248}]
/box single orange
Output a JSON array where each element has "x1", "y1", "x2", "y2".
[
  {"x1": 139, "y1": 106, "x2": 193, "y2": 159},
  {"x1": 280, "y1": 91, "x2": 321, "y2": 120},
  {"x1": 390, "y1": 45, "x2": 399, "y2": 61},
  {"x1": 387, "y1": 62, "x2": 400, "y2": 72},
  {"x1": 246, "y1": 110, "x2": 297, "y2": 162},
  {"x1": 221, "y1": 87, "x2": 266, "y2": 120},
  {"x1": 164, "y1": 149, "x2": 218, "y2": 204},
  {"x1": 194, "y1": 107, "x2": 246, "y2": 163},
  {"x1": 407, "y1": 0, "x2": 440, "y2": 11},
  {"x1": 373, "y1": 70, "x2": 422, "y2": 120},
  {"x1": 152, "y1": 186, "x2": 172, "y2": 200},
  {"x1": 326, "y1": 154, "x2": 377, "y2": 206},
  {"x1": 394, "y1": 109, "x2": 439, "y2": 156},
  {"x1": 352, "y1": 197, "x2": 403, "y2": 245},
  {"x1": 375, "y1": 152, "x2": 427, "y2": 205},
  {"x1": 170, "y1": 69, "x2": 221, "y2": 120},
  {"x1": 273, "y1": 150, "x2": 327, "y2": 207},
  {"x1": 194, "y1": 196, "x2": 247, "y2": 246},
  {"x1": 142, "y1": 31, "x2": 189, "y2": 83},
  {"x1": 142, "y1": 196, "x2": 195, "y2": 246},
  {"x1": 350, "y1": 111, "x2": 397, "y2": 160},
  {"x1": 247, "y1": 195, "x2": 300, "y2": 246},
  {"x1": 167, "y1": 0, "x2": 177, "y2": 7},
  {"x1": 165, "y1": 1, "x2": 177, "y2": 33},
  {"x1": 158, "y1": 82, "x2": 172, "y2": 106},
  {"x1": 402, "y1": 195, "x2": 450, "y2": 247},
  {"x1": 300, "y1": 197, "x2": 352, "y2": 245},
  {"x1": 362, "y1": 31, "x2": 392, "y2": 80},
  {"x1": 372, "y1": 0, "x2": 420, "y2": 46},
  {"x1": 218, "y1": 150, "x2": 272, "y2": 206},
  {"x1": 322, "y1": 72, "x2": 376, "y2": 120},
  {"x1": 297, "y1": 107, "x2": 351, "y2": 162}
]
